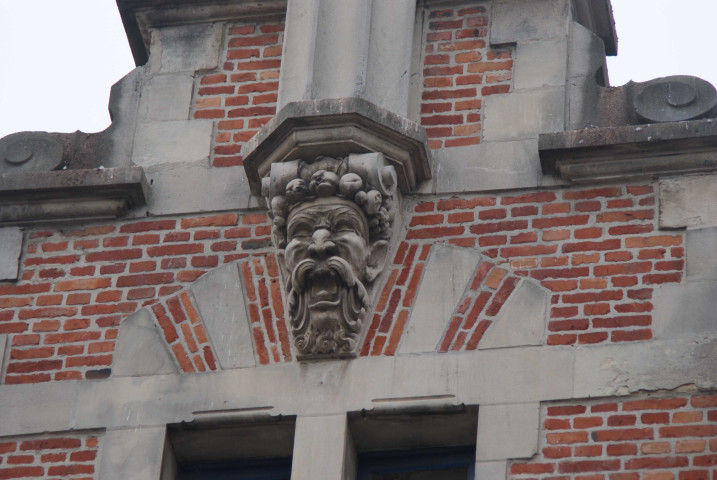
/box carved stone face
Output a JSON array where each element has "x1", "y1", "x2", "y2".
[{"x1": 281, "y1": 197, "x2": 387, "y2": 357}]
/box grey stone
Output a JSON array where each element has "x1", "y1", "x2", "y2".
[
  {"x1": 0, "y1": 167, "x2": 149, "y2": 224},
  {"x1": 567, "y1": 22, "x2": 607, "y2": 83},
  {"x1": 147, "y1": 24, "x2": 223, "y2": 75},
  {"x1": 570, "y1": 0, "x2": 617, "y2": 56},
  {"x1": 400, "y1": 245, "x2": 481, "y2": 354},
  {"x1": 0, "y1": 335, "x2": 6, "y2": 382},
  {"x1": 474, "y1": 461, "x2": 507, "y2": 480},
  {"x1": 0, "y1": 132, "x2": 63, "y2": 174},
  {"x1": 100, "y1": 67, "x2": 144, "y2": 170},
  {"x1": 98, "y1": 427, "x2": 167, "y2": 480},
  {"x1": 132, "y1": 120, "x2": 214, "y2": 167},
  {"x1": 476, "y1": 403, "x2": 540, "y2": 461},
  {"x1": 144, "y1": 161, "x2": 254, "y2": 216},
  {"x1": 654, "y1": 281, "x2": 717, "y2": 339},
  {"x1": 277, "y1": 0, "x2": 319, "y2": 106},
  {"x1": 491, "y1": 0, "x2": 570, "y2": 45},
  {"x1": 633, "y1": 76, "x2": 717, "y2": 124},
  {"x1": 660, "y1": 173, "x2": 717, "y2": 229},
  {"x1": 479, "y1": 279, "x2": 547, "y2": 349},
  {"x1": 114, "y1": 308, "x2": 179, "y2": 377},
  {"x1": 291, "y1": 415, "x2": 354, "y2": 480},
  {"x1": 514, "y1": 39, "x2": 567, "y2": 90},
  {"x1": 190, "y1": 263, "x2": 256, "y2": 369},
  {"x1": 243, "y1": 98, "x2": 432, "y2": 196},
  {"x1": 483, "y1": 89, "x2": 565, "y2": 141},
  {"x1": 687, "y1": 227, "x2": 717, "y2": 281},
  {"x1": 0, "y1": 381, "x2": 77, "y2": 436},
  {"x1": 433, "y1": 140, "x2": 541, "y2": 194},
  {"x1": 573, "y1": 337, "x2": 717, "y2": 397},
  {"x1": 138, "y1": 74, "x2": 194, "y2": 122},
  {"x1": 0, "y1": 227, "x2": 22, "y2": 281}
]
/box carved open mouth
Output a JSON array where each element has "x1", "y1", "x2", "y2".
[{"x1": 307, "y1": 273, "x2": 342, "y2": 309}]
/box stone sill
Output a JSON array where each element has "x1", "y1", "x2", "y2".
[
  {"x1": 539, "y1": 118, "x2": 717, "y2": 183},
  {"x1": 0, "y1": 167, "x2": 149, "y2": 225}
]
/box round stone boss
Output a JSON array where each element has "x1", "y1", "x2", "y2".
[{"x1": 634, "y1": 75, "x2": 717, "y2": 123}]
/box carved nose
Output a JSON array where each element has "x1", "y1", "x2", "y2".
[{"x1": 308, "y1": 228, "x2": 336, "y2": 259}]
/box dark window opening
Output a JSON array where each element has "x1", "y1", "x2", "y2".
[
  {"x1": 177, "y1": 458, "x2": 292, "y2": 480},
  {"x1": 357, "y1": 446, "x2": 475, "y2": 480}
]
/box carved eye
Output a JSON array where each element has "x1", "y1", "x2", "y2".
[
  {"x1": 288, "y1": 220, "x2": 312, "y2": 239},
  {"x1": 333, "y1": 218, "x2": 359, "y2": 234}
]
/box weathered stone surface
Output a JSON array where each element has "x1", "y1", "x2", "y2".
[
  {"x1": 147, "y1": 24, "x2": 223, "y2": 75},
  {"x1": 292, "y1": 415, "x2": 354, "y2": 480},
  {"x1": 0, "y1": 167, "x2": 149, "y2": 224},
  {"x1": 479, "y1": 279, "x2": 547, "y2": 349},
  {"x1": 0, "y1": 132, "x2": 63, "y2": 174},
  {"x1": 400, "y1": 245, "x2": 481, "y2": 354},
  {"x1": 433, "y1": 140, "x2": 543, "y2": 194},
  {"x1": 660, "y1": 173, "x2": 717, "y2": 229},
  {"x1": 138, "y1": 74, "x2": 194, "y2": 122},
  {"x1": 515, "y1": 39, "x2": 568, "y2": 90},
  {"x1": 0, "y1": 335, "x2": 6, "y2": 381},
  {"x1": 474, "y1": 461, "x2": 508, "y2": 480},
  {"x1": 114, "y1": 308, "x2": 179, "y2": 377},
  {"x1": 0, "y1": 227, "x2": 22, "y2": 280},
  {"x1": 633, "y1": 76, "x2": 717, "y2": 123},
  {"x1": 143, "y1": 162, "x2": 254, "y2": 216},
  {"x1": 476, "y1": 403, "x2": 540, "y2": 461},
  {"x1": 491, "y1": 0, "x2": 569, "y2": 45},
  {"x1": 0, "y1": 381, "x2": 77, "y2": 436},
  {"x1": 654, "y1": 281, "x2": 717, "y2": 339},
  {"x1": 132, "y1": 120, "x2": 214, "y2": 167},
  {"x1": 573, "y1": 337, "x2": 717, "y2": 397},
  {"x1": 483, "y1": 89, "x2": 565, "y2": 141},
  {"x1": 686, "y1": 227, "x2": 717, "y2": 281},
  {"x1": 190, "y1": 263, "x2": 256, "y2": 369},
  {"x1": 242, "y1": 98, "x2": 432, "y2": 196},
  {"x1": 98, "y1": 427, "x2": 167, "y2": 480}
]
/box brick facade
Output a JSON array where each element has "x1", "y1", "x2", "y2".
[{"x1": 511, "y1": 394, "x2": 717, "y2": 480}]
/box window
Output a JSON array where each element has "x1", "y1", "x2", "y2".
[
  {"x1": 177, "y1": 458, "x2": 291, "y2": 480},
  {"x1": 357, "y1": 447, "x2": 475, "y2": 480}
]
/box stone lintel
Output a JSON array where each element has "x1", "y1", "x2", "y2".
[
  {"x1": 539, "y1": 118, "x2": 717, "y2": 183},
  {"x1": 242, "y1": 98, "x2": 432, "y2": 196},
  {"x1": 0, "y1": 167, "x2": 149, "y2": 225},
  {"x1": 116, "y1": 0, "x2": 288, "y2": 65}
]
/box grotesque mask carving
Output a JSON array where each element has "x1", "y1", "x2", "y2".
[{"x1": 263, "y1": 153, "x2": 397, "y2": 358}]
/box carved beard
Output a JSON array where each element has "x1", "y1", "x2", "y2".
[{"x1": 287, "y1": 256, "x2": 370, "y2": 356}]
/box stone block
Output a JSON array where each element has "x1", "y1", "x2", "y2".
[
  {"x1": 476, "y1": 403, "x2": 540, "y2": 461},
  {"x1": 434, "y1": 140, "x2": 542, "y2": 193},
  {"x1": 102, "y1": 67, "x2": 143, "y2": 169},
  {"x1": 654, "y1": 281, "x2": 717, "y2": 339},
  {"x1": 491, "y1": 0, "x2": 569, "y2": 45},
  {"x1": 0, "y1": 335, "x2": 6, "y2": 381},
  {"x1": 0, "y1": 381, "x2": 77, "y2": 436},
  {"x1": 98, "y1": 427, "x2": 166, "y2": 480},
  {"x1": 144, "y1": 161, "x2": 254, "y2": 216},
  {"x1": 132, "y1": 120, "x2": 214, "y2": 167},
  {"x1": 190, "y1": 262, "x2": 256, "y2": 369},
  {"x1": 479, "y1": 279, "x2": 547, "y2": 349},
  {"x1": 0, "y1": 227, "x2": 22, "y2": 281},
  {"x1": 474, "y1": 461, "x2": 507, "y2": 480},
  {"x1": 400, "y1": 245, "x2": 481, "y2": 354},
  {"x1": 514, "y1": 39, "x2": 568, "y2": 90},
  {"x1": 660, "y1": 174, "x2": 717, "y2": 229},
  {"x1": 148, "y1": 24, "x2": 222, "y2": 75},
  {"x1": 113, "y1": 308, "x2": 178, "y2": 377},
  {"x1": 483, "y1": 89, "x2": 565, "y2": 142},
  {"x1": 687, "y1": 227, "x2": 717, "y2": 281},
  {"x1": 291, "y1": 415, "x2": 355, "y2": 480},
  {"x1": 138, "y1": 74, "x2": 194, "y2": 122}
]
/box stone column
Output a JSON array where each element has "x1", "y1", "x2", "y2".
[
  {"x1": 278, "y1": 0, "x2": 417, "y2": 116},
  {"x1": 97, "y1": 427, "x2": 167, "y2": 480},
  {"x1": 290, "y1": 414, "x2": 357, "y2": 480}
]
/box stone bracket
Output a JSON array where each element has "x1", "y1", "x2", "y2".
[
  {"x1": 0, "y1": 167, "x2": 149, "y2": 225},
  {"x1": 539, "y1": 118, "x2": 717, "y2": 183},
  {"x1": 242, "y1": 98, "x2": 432, "y2": 196}
]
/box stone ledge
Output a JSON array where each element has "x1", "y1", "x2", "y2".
[
  {"x1": 242, "y1": 98, "x2": 432, "y2": 196},
  {"x1": 539, "y1": 118, "x2": 717, "y2": 183},
  {"x1": 0, "y1": 167, "x2": 149, "y2": 224}
]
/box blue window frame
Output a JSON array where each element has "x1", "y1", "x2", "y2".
[
  {"x1": 357, "y1": 446, "x2": 475, "y2": 480},
  {"x1": 177, "y1": 458, "x2": 292, "y2": 480}
]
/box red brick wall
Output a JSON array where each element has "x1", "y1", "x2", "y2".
[
  {"x1": 0, "y1": 432, "x2": 100, "y2": 479},
  {"x1": 420, "y1": 4, "x2": 513, "y2": 149},
  {"x1": 362, "y1": 184, "x2": 683, "y2": 355},
  {"x1": 193, "y1": 18, "x2": 285, "y2": 167},
  {"x1": 511, "y1": 394, "x2": 717, "y2": 480},
  {"x1": 0, "y1": 182, "x2": 685, "y2": 381}
]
